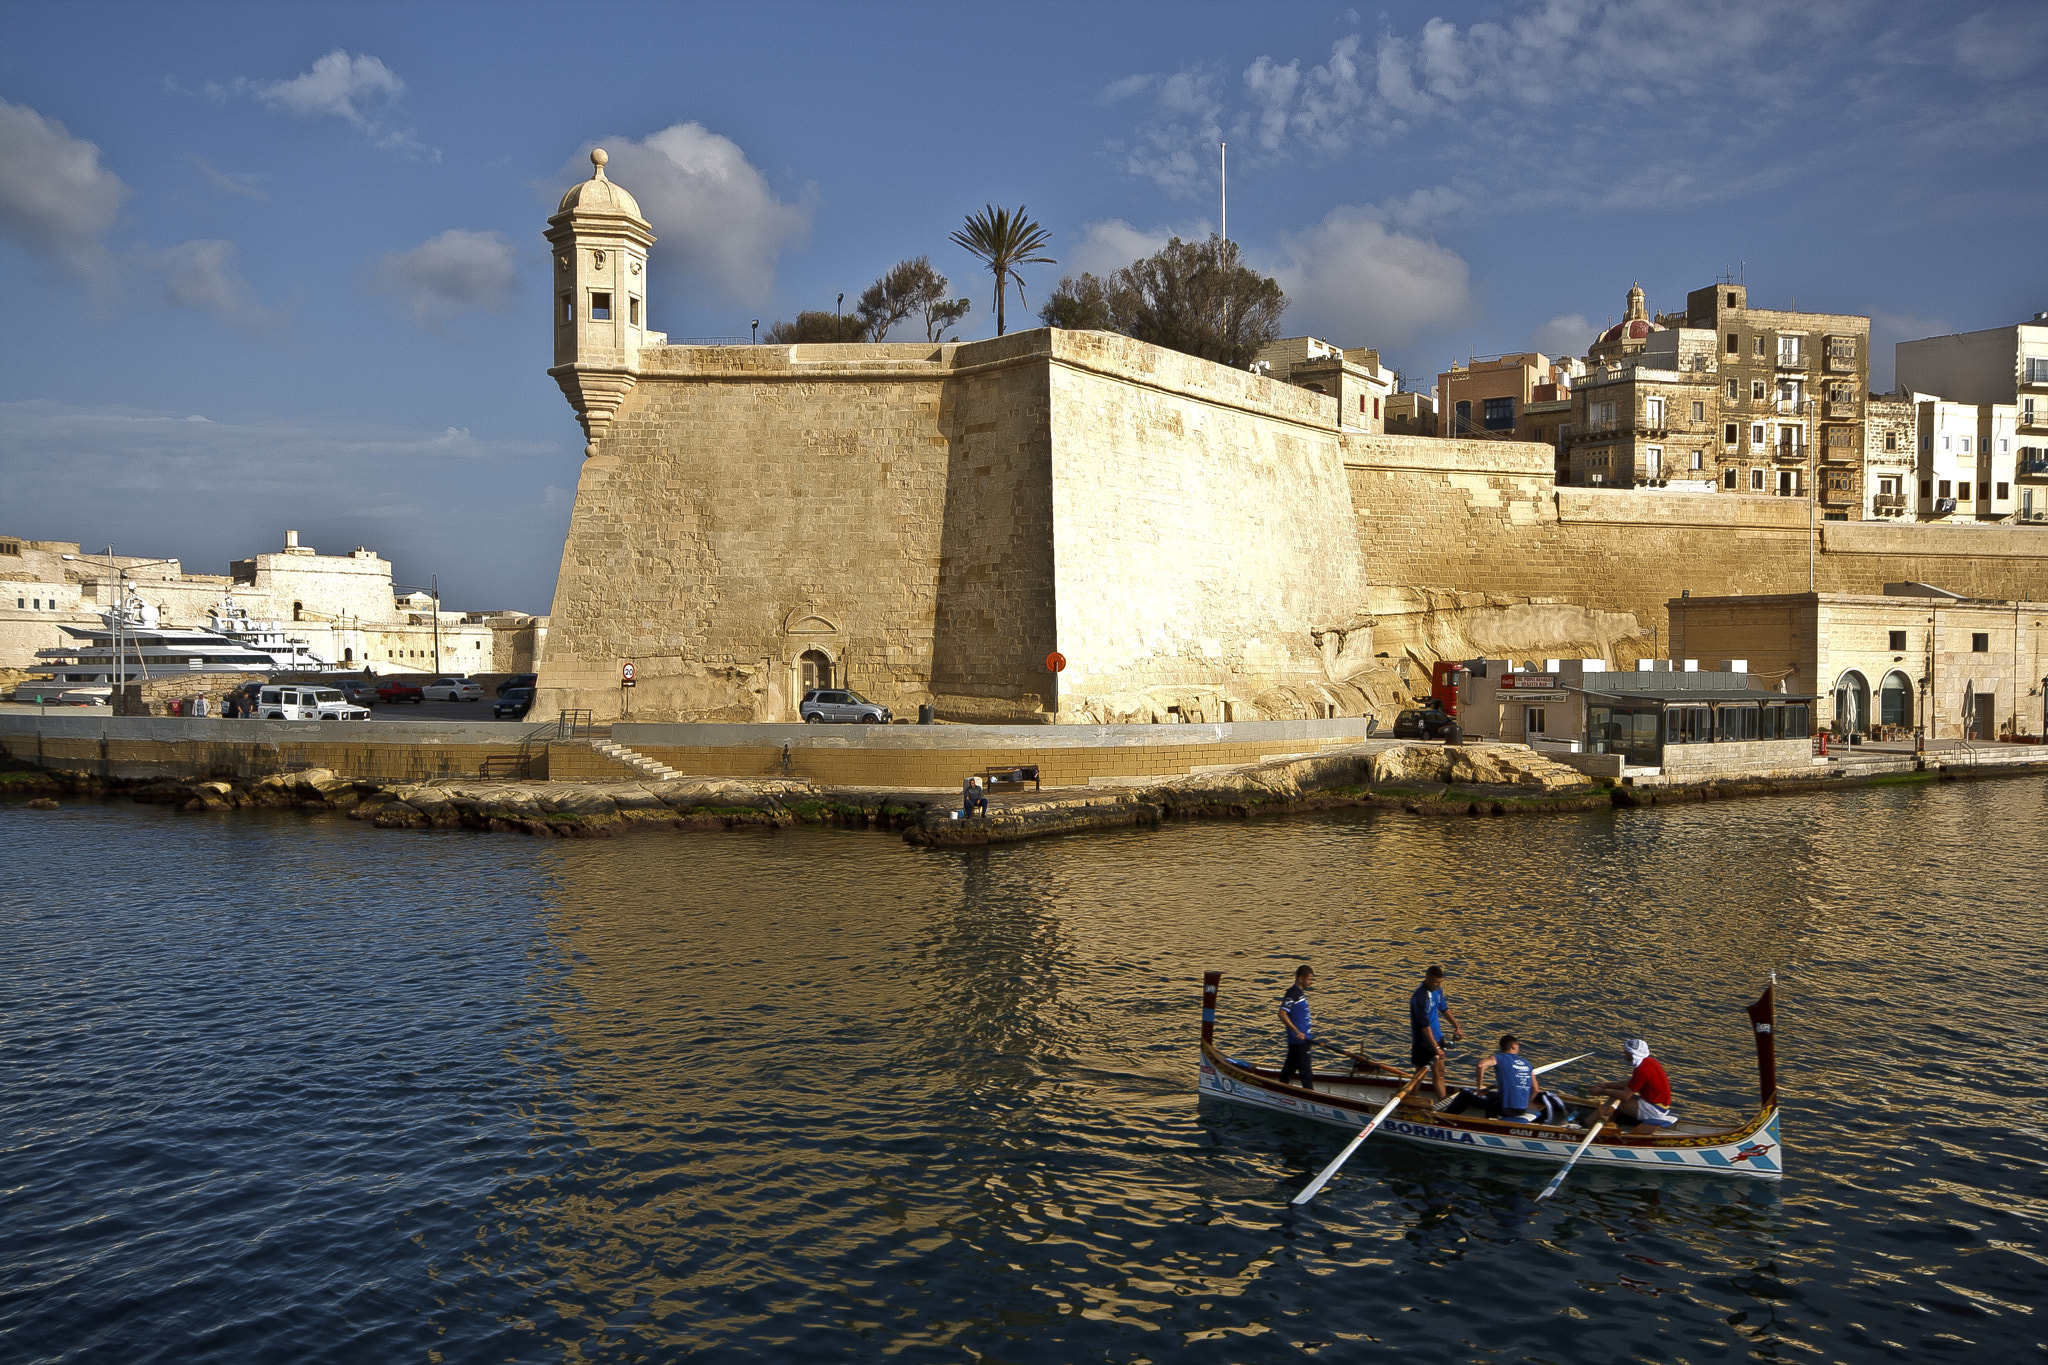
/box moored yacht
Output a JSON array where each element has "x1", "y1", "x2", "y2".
[{"x1": 14, "y1": 593, "x2": 330, "y2": 703}]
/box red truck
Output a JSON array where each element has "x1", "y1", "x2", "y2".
[{"x1": 375, "y1": 679, "x2": 426, "y2": 705}]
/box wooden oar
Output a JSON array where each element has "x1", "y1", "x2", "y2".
[
  {"x1": 1314, "y1": 1038, "x2": 1398, "y2": 1074},
  {"x1": 1536, "y1": 1100, "x2": 1616, "y2": 1201},
  {"x1": 1291, "y1": 1064, "x2": 1432, "y2": 1206},
  {"x1": 1532, "y1": 1052, "x2": 1591, "y2": 1077}
]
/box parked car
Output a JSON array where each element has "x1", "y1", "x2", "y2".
[
  {"x1": 336, "y1": 678, "x2": 379, "y2": 707},
  {"x1": 799, "y1": 688, "x2": 892, "y2": 724},
  {"x1": 1391, "y1": 706, "x2": 1462, "y2": 742},
  {"x1": 376, "y1": 679, "x2": 426, "y2": 704},
  {"x1": 496, "y1": 672, "x2": 538, "y2": 697},
  {"x1": 256, "y1": 685, "x2": 371, "y2": 721},
  {"x1": 424, "y1": 677, "x2": 485, "y2": 703},
  {"x1": 493, "y1": 687, "x2": 535, "y2": 720}
]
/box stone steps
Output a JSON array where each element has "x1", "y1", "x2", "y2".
[{"x1": 590, "y1": 738, "x2": 679, "y2": 781}]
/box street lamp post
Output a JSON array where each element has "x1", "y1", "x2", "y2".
[{"x1": 391, "y1": 578, "x2": 442, "y2": 674}]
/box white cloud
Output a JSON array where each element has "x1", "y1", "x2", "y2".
[
  {"x1": 193, "y1": 156, "x2": 267, "y2": 201},
  {"x1": 0, "y1": 97, "x2": 128, "y2": 276},
  {"x1": 1951, "y1": 8, "x2": 2048, "y2": 82},
  {"x1": 243, "y1": 50, "x2": 423, "y2": 153},
  {"x1": 1528, "y1": 313, "x2": 1594, "y2": 360},
  {"x1": 1265, "y1": 206, "x2": 1472, "y2": 348},
  {"x1": 369, "y1": 228, "x2": 518, "y2": 330},
  {"x1": 1067, "y1": 218, "x2": 1180, "y2": 278},
  {"x1": 149, "y1": 239, "x2": 280, "y2": 331},
  {"x1": 556, "y1": 124, "x2": 812, "y2": 304}
]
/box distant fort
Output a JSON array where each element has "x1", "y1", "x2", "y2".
[{"x1": 534, "y1": 151, "x2": 2048, "y2": 725}]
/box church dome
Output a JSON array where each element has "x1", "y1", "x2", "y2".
[
  {"x1": 1598, "y1": 317, "x2": 1660, "y2": 344},
  {"x1": 556, "y1": 148, "x2": 644, "y2": 220}
]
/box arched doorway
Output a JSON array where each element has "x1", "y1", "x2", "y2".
[
  {"x1": 1878, "y1": 670, "x2": 1912, "y2": 730},
  {"x1": 1833, "y1": 669, "x2": 1870, "y2": 734},
  {"x1": 799, "y1": 649, "x2": 832, "y2": 694}
]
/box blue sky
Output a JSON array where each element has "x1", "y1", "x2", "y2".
[{"x1": 4, "y1": 1, "x2": 2044, "y2": 614}]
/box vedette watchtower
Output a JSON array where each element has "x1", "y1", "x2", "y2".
[{"x1": 544, "y1": 148, "x2": 658, "y2": 457}]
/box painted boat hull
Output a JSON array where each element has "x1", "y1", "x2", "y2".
[{"x1": 1199, "y1": 1048, "x2": 1783, "y2": 1179}]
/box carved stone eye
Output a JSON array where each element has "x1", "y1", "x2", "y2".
[
  {"x1": 630, "y1": 259, "x2": 641, "y2": 275},
  {"x1": 556, "y1": 255, "x2": 569, "y2": 271},
  {"x1": 592, "y1": 249, "x2": 606, "y2": 267}
]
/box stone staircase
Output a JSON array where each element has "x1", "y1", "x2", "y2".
[{"x1": 590, "y1": 738, "x2": 679, "y2": 781}]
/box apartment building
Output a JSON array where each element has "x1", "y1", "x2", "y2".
[
  {"x1": 1437, "y1": 351, "x2": 1582, "y2": 440},
  {"x1": 1914, "y1": 398, "x2": 2019, "y2": 522},
  {"x1": 1897, "y1": 313, "x2": 2048, "y2": 524},
  {"x1": 1564, "y1": 327, "x2": 1721, "y2": 487},
  {"x1": 1863, "y1": 396, "x2": 1917, "y2": 519},
  {"x1": 1683, "y1": 284, "x2": 1870, "y2": 512},
  {"x1": 1252, "y1": 336, "x2": 1394, "y2": 432}
]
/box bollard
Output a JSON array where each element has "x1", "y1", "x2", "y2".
[{"x1": 918, "y1": 704, "x2": 935, "y2": 725}]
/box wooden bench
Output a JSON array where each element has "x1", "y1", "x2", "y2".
[{"x1": 978, "y1": 765, "x2": 1041, "y2": 791}]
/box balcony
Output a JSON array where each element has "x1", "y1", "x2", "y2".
[
  {"x1": 1873, "y1": 493, "x2": 1907, "y2": 513},
  {"x1": 1825, "y1": 352, "x2": 1857, "y2": 372},
  {"x1": 1825, "y1": 399, "x2": 1860, "y2": 419},
  {"x1": 1776, "y1": 350, "x2": 1809, "y2": 370},
  {"x1": 2019, "y1": 455, "x2": 2048, "y2": 478},
  {"x1": 1774, "y1": 442, "x2": 1809, "y2": 462}
]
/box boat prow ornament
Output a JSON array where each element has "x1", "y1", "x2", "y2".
[{"x1": 1196, "y1": 972, "x2": 1784, "y2": 1201}]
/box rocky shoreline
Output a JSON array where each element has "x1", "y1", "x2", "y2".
[{"x1": 6, "y1": 740, "x2": 2021, "y2": 846}]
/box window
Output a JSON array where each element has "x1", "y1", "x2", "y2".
[
  {"x1": 1923, "y1": 433, "x2": 1933, "y2": 454},
  {"x1": 1752, "y1": 423, "x2": 1766, "y2": 445},
  {"x1": 1939, "y1": 480, "x2": 1952, "y2": 497},
  {"x1": 1972, "y1": 633, "x2": 1990, "y2": 652},
  {"x1": 1755, "y1": 336, "x2": 1767, "y2": 357},
  {"x1": 589, "y1": 291, "x2": 612, "y2": 320},
  {"x1": 1645, "y1": 397, "x2": 1665, "y2": 427},
  {"x1": 1455, "y1": 400, "x2": 1472, "y2": 433},
  {"x1": 1997, "y1": 482, "x2": 2009, "y2": 500},
  {"x1": 2026, "y1": 357, "x2": 2048, "y2": 383},
  {"x1": 1828, "y1": 426, "x2": 1852, "y2": 446},
  {"x1": 1829, "y1": 473, "x2": 1851, "y2": 491},
  {"x1": 1885, "y1": 431, "x2": 1897, "y2": 451},
  {"x1": 1828, "y1": 337, "x2": 1856, "y2": 360},
  {"x1": 559, "y1": 294, "x2": 573, "y2": 324},
  {"x1": 1725, "y1": 468, "x2": 1738, "y2": 489},
  {"x1": 1717, "y1": 705, "x2": 1760, "y2": 741},
  {"x1": 1690, "y1": 449, "x2": 1703, "y2": 470},
  {"x1": 1922, "y1": 479, "x2": 1933, "y2": 498},
  {"x1": 1725, "y1": 422, "x2": 1739, "y2": 444},
  {"x1": 1980, "y1": 482, "x2": 1991, "y2": 501},
  {"x1": 1751, "y1": 468, "x2": 1765, "y2": 490},
  {"x1": 1778, "y1": 336, "x2": 1802, "y2": 364},
  {"x1": 1483, "y1": 396, "x2": 1515, "y2": 430},
  {"x1": 1727, "y1": 379, "x2": 1740, "y2": 400},
  {"x1": 1647, "y1": 446, "x2": 1663, "y2": 476},
  {"x1": 1752, "y1": 380, "x2": 1766, "y2": 400},
  {"x1": 1880, "y1": 475, "x2": 1900, "y2": 495},
  {"x1": 1667, "y1": 707, "x2": 1712, "y2": 744},
  {"x1": 1889, "y1": 630, "x2": 1907, "y2": 650},
  {"x1": 1999, "y1": 438, "x2": 2009, "y2": 453},
  {"x1": 1594, "y1": 400, "x2": 1616, "y2": 429},
  {"x1": 1525, "y1": 706, "x2": 1546, "y2": 734},
  {"x1": 1960, "y1": 437, "x2": 1971, "y2": 454},
  {"x1": 2028, "y1": 399, "x2": 2038, "y2": 420},
  {"x1": 1727, "y1": 293, "x2": 1740, "y2": 308},
  {"x1": 1727, "y1": 332, "x2": 1740, "y2": 354},
  {"x1": 1691, "y1": 400, "x2": 1705, "y2": 422},
  {"x1": 628, "y1": 296, "x2": 640, "y2": 326},
  {"x1": 1778, "y1": 380, "x2": 1800, "y2": 406}
]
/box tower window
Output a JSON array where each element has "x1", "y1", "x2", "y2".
[
  {"x1": 590, "y1": 292, "x2": 612, "y2": 321},
  {"x1": 629, "y1": 296, "x2": 640, "y2": 326},
  {"x1": 560, "y1": 295, "x2": 573, "y2": 324},
  {"x1": 1727, "y1": 333, "x2": 1738, "y2": 354}
]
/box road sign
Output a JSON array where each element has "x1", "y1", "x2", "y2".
[
  {"x1": 1045, "y1": 651, "x2": 1067, "y2": 673},
  {"x1": 621, "y1": 662, "x2": 636, "y2": 687}
]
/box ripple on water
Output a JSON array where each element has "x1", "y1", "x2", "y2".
[{"x1": 2, "y1": 779, "x2": 2045, "y2": 1362}]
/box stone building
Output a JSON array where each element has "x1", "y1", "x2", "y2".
[
  {"x1": 1913, "y1": 398, "x2": 2019, "y2": 523},
  {"x1": 1683, "y1": 283, "x2": 1870, "y2": 509},
  {"x1": 1564, "y1": 325, "x2": 1721, "y2": 488},
  {"x1": 1384, "y1": 391, "x2": 1435, "y2": 437},
  {"x1": 1251, "y1": 336, "x2": 1393, "y2": 433},
  {"x1": 1667, "y1": 584, "x2": 2046, "y2": 741},
  {"x1": 1863, "y1": 396, "x2": 1917, "y2": 519}
]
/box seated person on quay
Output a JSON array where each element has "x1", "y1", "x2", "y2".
[
  {"x1": 1589, "y1": 1037, "x2": 1675, "y2": 1134},
  {"x1": 960, "y1": 775, "x2": 988, "y2": 818}
]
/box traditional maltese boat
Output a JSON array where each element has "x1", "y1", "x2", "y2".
[{"x1": 1197, "y1": 971, "x2": 1784, "y2": 1181}]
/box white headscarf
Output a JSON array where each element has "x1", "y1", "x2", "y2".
[{"x1": 1625, "y1": 1038, "x2": 1651, "y2": 1067}]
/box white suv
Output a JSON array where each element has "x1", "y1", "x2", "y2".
[
  {"x1": 424, "y1": 677, "x2": 484, "y2": 702},
  {"x1": 257, "y1": 686, "x2": 372, "y2": 721}
]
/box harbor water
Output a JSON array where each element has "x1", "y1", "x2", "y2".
[{"x1": 4, "y1": 777, "x2": 2045, "y2": 1363}]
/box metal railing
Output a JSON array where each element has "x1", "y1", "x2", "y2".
[
  {"x1": 1776, "y1": 351, "x2": 1809, "y2": 369},
  {"x1": 556, "y1": 709, "x2": 596, "y2": 740},
  {"x1": 1872, "y1": 493, "x2": 1907, "y2": 510}
]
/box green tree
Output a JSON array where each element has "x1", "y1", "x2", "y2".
[
  {"x1": 855, "y1": 256, "x2": 972, "y2": 342},
  {"x1": 763, "y1": 310, "x2": 869, "y2": 343},
  {"x1": 1107, "y1": 235, "x2": 1286, "y2": 368},
  {"x1": 1038, "y1": 272, "x2": 1117, "y2": 331},
  {"x1": 949, "y1": 204, "x2": 1055, "y2": 336}
]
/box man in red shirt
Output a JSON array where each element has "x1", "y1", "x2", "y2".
[{"x1": 1591, "y1": 1038, "x2": 1674, "y2": 1134}]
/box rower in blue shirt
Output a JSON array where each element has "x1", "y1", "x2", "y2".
[
  {"x1": 1408, "y1": 965, "x2": 1464, "y2": 1101},
  {"x1": 1277, "y1": 964, "x2": 1316, "y2": 1089},
  {"x1": 1475, "y1": 1035, "x2": 1543, "y2": 1121}
]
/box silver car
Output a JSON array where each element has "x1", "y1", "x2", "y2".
[
  {"x1": 799, "y1": 688, "x2": 891, "y2": 723},
  {"x1": 423, "y1": 677, "x2": 484, "y2": 702}
]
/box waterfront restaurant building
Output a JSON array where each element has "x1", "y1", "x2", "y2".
[
  {"x1": 1455, "y1": 658, "x2": 1816, "y2": 777},
  {"x1": 1667, "y1": 585, "x2": 2047, "y2": 742}
]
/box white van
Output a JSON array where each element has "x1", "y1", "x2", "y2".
[{"x1": 257, "y1": 686, "x2": 372, "y2": 721}]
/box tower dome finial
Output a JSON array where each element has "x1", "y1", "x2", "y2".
[{"x1": 591, "y1": 147, "x2": 609, "y2": 179}]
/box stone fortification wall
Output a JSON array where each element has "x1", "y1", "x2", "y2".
[
  {"x1": 540, "y1": 330, "x2": 1374, "y2": 725},
  {"x1": 1344, "y1": 434, "x2": 2048, "y2": 664},
  {"x1": 1044, "y1": 331, "x2": 1370, "y2": 723}
]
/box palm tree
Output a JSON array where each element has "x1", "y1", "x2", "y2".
[{"x1": 949, "y1": 205, "x2": 1055, "y2": 336}]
